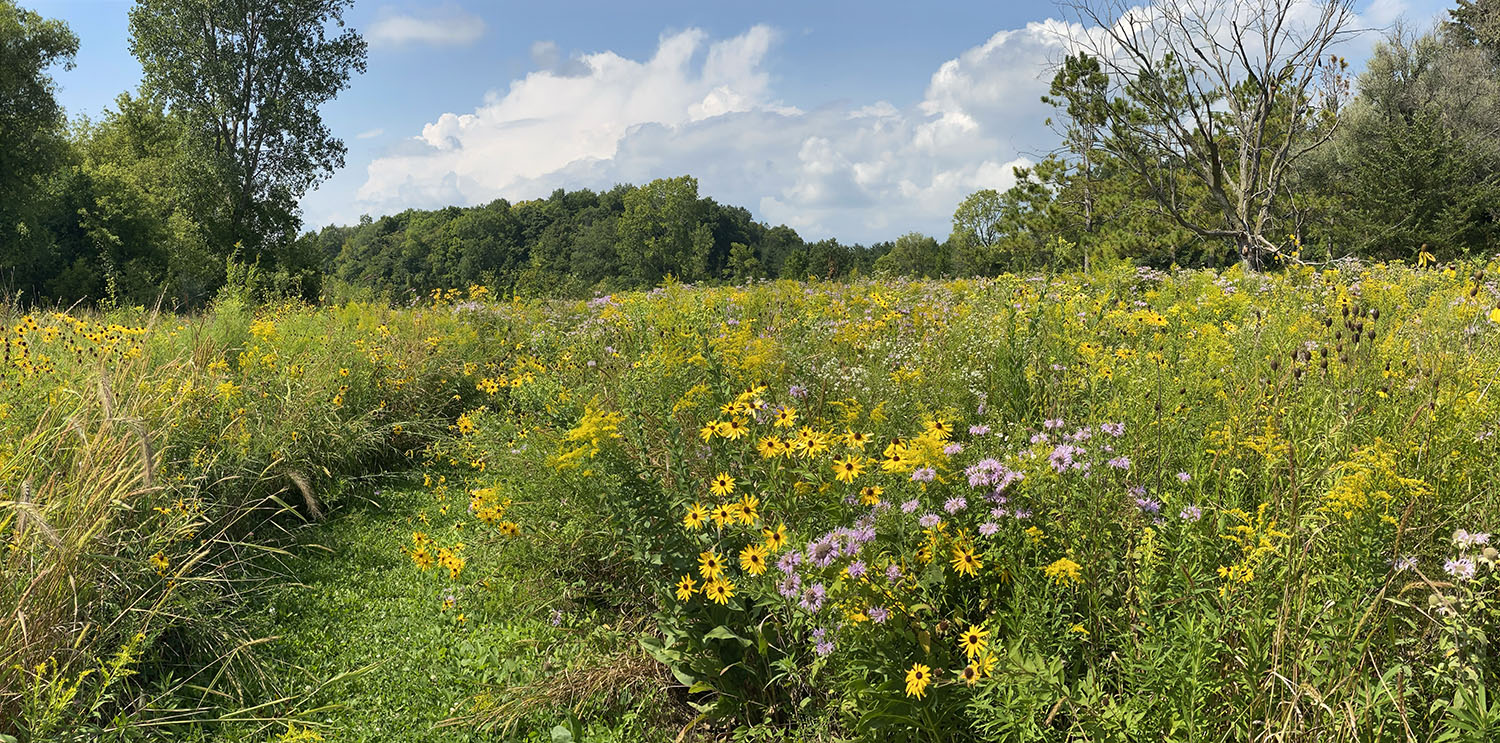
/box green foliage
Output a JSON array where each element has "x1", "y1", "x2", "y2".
[
  {"x1": 128, "y1": 0, "x2": 367, "y2": 266},
  {"x1": 0, "y1": 0, "x2": 77, "y2": 298}
]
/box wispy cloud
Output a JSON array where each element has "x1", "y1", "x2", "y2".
[
  {"x1": 356, "y1": 128, "x2": 385, "y2": 140},
  {"x1": 368, "y1": 5, "x2": 486, "y2": 48}
]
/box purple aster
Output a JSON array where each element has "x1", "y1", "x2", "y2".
[
  {"x1": 1044, "y1": 418, "x2": 1064, "y2": 429},
  {"x1": 1108, "y1": 456, "x2": 1131, "y2": 470},
  {"x1": 912, "y1": 466, "x2": 937, "y2": 483},
  {"x1": 969, "y1": 424, "x2": 990, "y2": 435},
  {"x1": 901, "y1": 499, "x2": 919, "y2": 514},
  {"x1": 979, "y1": 521, "x2": 1000, "y2": 536},
  {"x1": 1013, "y1": 509, "x2": 1032, "y2": 519},
  {"x1": 1179, "y1": 505, "x2": 1203, "y2": 522},
  {"x1": 944, "y1": 496, "x2": 967, "y2": 514},
  {"x1": 867, "y1": 606, "x2": 889, "y2": 624},
  {"x1": 815, "y1": 639, "x2": 834, "y2": 657},
  {"x1": 1177, "y1": 471, "x2": 1191, "y2": 483},
  {"x1": 885, "y1": 564, "x2": 903, "y2": 582},
  {"x1": 847, "y1": 561, "x2": 867, "y2": 578},
  {"x1": 1101, "y1": 422, "x2": 1126, "y2": 437},
  {"x1": 789, "y1": 384, "x2": 808, "y2": 399},
  {"x1": 1392, "y1": 556, "x2": 1418, "y2": 572},
  {"x1": 1135, "y1": 497, "x2": 1162, "y2": 514},
  {"x1": 943, "y1": 442, "x2": 964, "y2": 455},
  {"x1": 919, "y1": 513, "x2": 942, "y2": 528}
]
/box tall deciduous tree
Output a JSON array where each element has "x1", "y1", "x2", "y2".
[
  {"x1": 616, "y1": 175, "x2": 711, "y2": 285},
  {"x1": 0, "y1": 0, "x2": 76, "y2": 293},
  {"x1": 128, "y1": 0, "x2": 366, "y2": 266}
]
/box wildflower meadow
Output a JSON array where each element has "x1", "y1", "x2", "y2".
[{"x1": 5, "y1": 261, "x2": 1500, "y2": 741}]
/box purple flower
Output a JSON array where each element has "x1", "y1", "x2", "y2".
[
  {"x1": 919, "y1": 513, "x2": 941, "y2": 528},
  {"x1": 799, "y1": 582, "x2": 827, "y2": 612},
  {"x1": 1048, "y1": 444, "x2": 1085, "y2": 472},
  {"x1": 943, "y1": 496, "x2": 967, "y2": 514},
  {"x1": 901, "y1": 499, "x2": 919, "y2": 514},
  {"x1": 1135, "y1": 497, "x2": 1162, "y2": 514},
  {"x1": 808, "y1": 541, "x2": 838, "y2": 568},
  {"x1": 885, "y1": 564, "x2": 903, "y2": 582},
  {"x1": 979, "y1": 521, "x2": 999, "y2": 536},
  {"x1": 1179, "y1": 505, "x2": 1203, "y2": 522},
  {"x1": 867, "y1": 606, "x2": 889, "y2": 624},
  {"x1": 550, "y1": 609, "x2": 564, "y2": 626},
  {"x1": 777, "y1": 574, "x2": 802, "y2": 598},
  {"x1": 1453, "y1": 530, "x2": 1493, "y2": 550},
  {"x1": 1013, "y1": 509, "x2": 1032, "y2": 519},
  {"x1": 969, "y1": 425, "x2": 991, "y2": 435},
  {"x1": 815, "y1": 639, "x2": 834, "y2": 657},
  {"x1": 1177, "y1": 471, "x2": 1191, "y2": 483},
  {"x1": 778, "y1": 551, "x2": 802, "y2": 574},
  {"x1": 943, "y1": 442, "x2": 964, "y2": 455},
  {"x1": 789, "y1": 384, "x2": 808, "y2": 399},
  {"x1": 1044, "y1": 418, "x2": 1064, "y2": 429},
  {"x1": 847, "y1": 560, "x2": 867, "y2": 578},
  {"x1": 912, "y1": 466, "x2": 937, "y2": 483},
  {"x1": 1107, "y1": 456, "x2": 1131, "y2": 470},
  {"x1": 1101, "y1": 422, "x2": 1126, "y2": 437},
  {"x1": 1444, "y1": 558, "x2": 1477, "y2": 581},
  {"x1": 1392, "y1": 556, "x2": 1418, "y2": 572}
]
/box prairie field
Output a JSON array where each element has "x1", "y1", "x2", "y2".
[{"x1": 3, "y1": 262, "x2": 1500, "y2": 741}]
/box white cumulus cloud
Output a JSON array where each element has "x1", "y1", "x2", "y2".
[
  {"x1": 350, "y1": 21, "x2": 1063, "y2": 242},
  {"x1": 368, "y1": 5, "x2": 486, "y2": 48}
]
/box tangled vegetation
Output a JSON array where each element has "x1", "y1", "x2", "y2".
[{"x1": 4, "y1": 261, "x2": 1500, "y2": 741}]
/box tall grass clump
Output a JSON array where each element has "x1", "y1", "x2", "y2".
[{"x1": 0, "y1": 286, "x2": 498, "y2": 740}]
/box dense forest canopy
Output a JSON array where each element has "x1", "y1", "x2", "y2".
[{"x1": 1, "y1": 0, "x2": 1498, "y2": 307}]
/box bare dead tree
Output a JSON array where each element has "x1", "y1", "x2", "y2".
[{"x1": 1059, "y1": 0, "x2": 1357, "y2": 267}]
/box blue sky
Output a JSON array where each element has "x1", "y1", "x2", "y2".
[{"x1": 37, "y1": 0, "x2": 1454, "y2": 243}]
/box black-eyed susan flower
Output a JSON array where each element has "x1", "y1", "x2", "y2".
[
  {"x1": 700, "y1": 422, "x2": 722, "y2": 443},
  {"x1": 149, "y1": 551, "x2": 169, "y2": 575},
  {"x1": 958, "y1": 624, "x2": 989, "y2": 659},
  {"x1": 905, "y1": 662, "x2": 932, "y2": 698},
  {"x1": 844, "y1": 429, "x2": 870, "y2": 449},
  {"x1": 960, "y1": 663, "x2": 980, "y2": 686},
  {"x1": 774, "y1": 406, "x2": 798, "y2": 428},
  {"x1": 757, "y1": 436, "x2": 782, "y2": 458},
  {"x1": 711, "y1": 503, "x2": 735, "y2": 529},
  {"x1": 860, "y1": 485, "x2": 883, "y2": 506},
  {"x1": 704, "y1": 577, "x2": 734, "y2": 605},
  {"x1": 833, "y1": 456, "x2": 864, "y2": 484},
  {"x1": 737, "y1": 494, "x2": 760, "y2": 525},
  {"x1": 763, "y1": 523, "x2": 787, "y2": 553},
  {"x1": 497, "y1": 521, "x2": 520, "y2": 537},
  {"x1": 739, "y1": 544, "x2": 768, "y2": 576},
  {"x1": 675, "y1": 574, "x2": 697, "y2": 601},
  {"x1": 722, "y1": 419, "x2": 749, "y2": 440},
  {"x1": 710, "y1": 472, "x2": 735, "y2": 497},
  {"x1": 951, "y1": 545, "x2": 981, "y2": 577},
  {"x1": 699, "y1": 550, "x2": 724, "y2": 580},
  {"x1": 683, "y1": 502, "x2": 708, "y2": 530}
]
